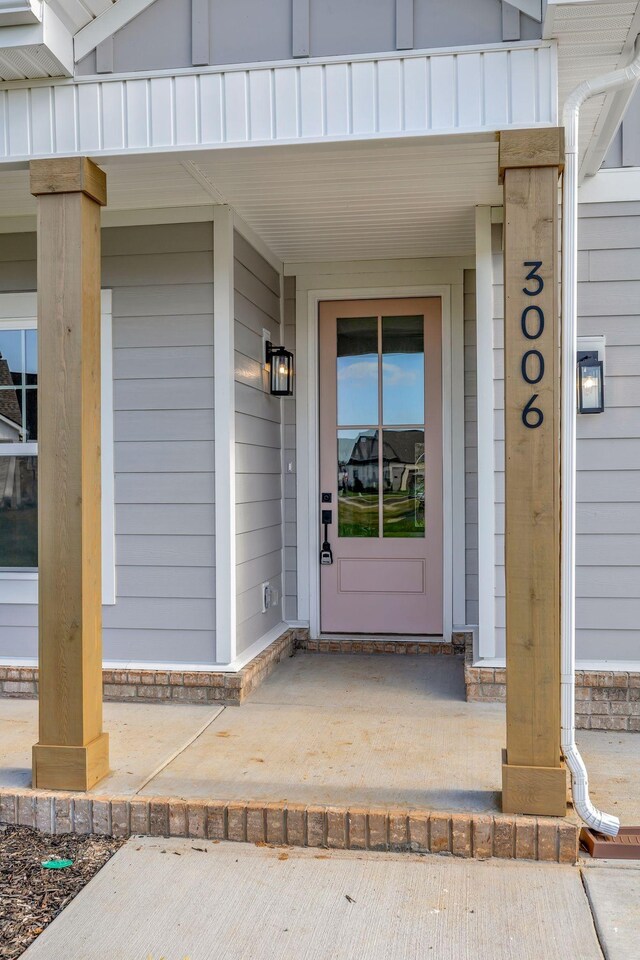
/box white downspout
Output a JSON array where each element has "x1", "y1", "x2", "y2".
[{"x1": 561, "y1": 46, "x2": 640, "y2": 837}]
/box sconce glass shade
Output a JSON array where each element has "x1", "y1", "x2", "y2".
[
  {"x1": 577, "y1": 354, "x2": 604, "y2": 414},
  {"x1": 266, "y1": 342, "x2": 294, "y2": 396}
]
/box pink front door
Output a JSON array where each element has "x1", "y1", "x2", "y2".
[{"x1": 319, "y1": 298, "x2": 443, "y2": 635}]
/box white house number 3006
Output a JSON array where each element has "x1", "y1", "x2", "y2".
[{"x1": 520, "y1": 260, "x2": 545, "y2": 429}]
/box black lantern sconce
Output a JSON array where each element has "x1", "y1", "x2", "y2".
[
  {"x1": 577, "y1": 351, "x2": 604, "y2": 414},
  {"x1": 265, "y1": 341, "x2": 294, "y2": 397}
]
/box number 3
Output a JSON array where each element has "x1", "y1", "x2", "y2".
[{"x1": 523, "y1": 261, "x2": 543, "y2": 297}]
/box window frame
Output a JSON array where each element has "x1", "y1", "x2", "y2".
[{"x1": 0, "y1": 291, "x2": 115, "y2": 605}]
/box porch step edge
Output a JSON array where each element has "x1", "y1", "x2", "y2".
[{"x1": 0, "y1": 789, "x2": 578, "y2": 865}]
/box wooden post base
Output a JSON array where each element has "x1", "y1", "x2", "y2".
[
  {"x1": 33, "y1": 733, "x2": 110, "y2": 792},
  {"x1": 502, "y1": 750, "x2": 567, "y2": 817}
]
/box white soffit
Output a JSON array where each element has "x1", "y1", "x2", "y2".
[
  {"x1": 545, "y1": 0, "x2": 640, "y2": 174},
  {"x1": 0, "y1": 137, "x2": 503, "y2": 261},
  {"x1": 0, "y1": 42, "x2": 556, "y2": 161}
]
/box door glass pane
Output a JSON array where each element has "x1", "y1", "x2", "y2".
[
  {"x1": 382, "y1": 429, "x2": 425, "y2": 538},
  {"x1": 337, "y1": 317, "x2": 378, "y2": 425},
  {"x1": 337, "y1": 429, "x2": 379, "y2": 537},
  {"x1": 382, "y1": 316, "x2": 424, "y2": 425},
  {"x1": 0, "y1": 456, "x2": 38, "y2": 567}
]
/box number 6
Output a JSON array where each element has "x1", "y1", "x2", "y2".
[{"x1": 522, "y1": 395, "x2": 543, "y2": 429}]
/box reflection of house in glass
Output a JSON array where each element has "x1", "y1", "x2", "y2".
[
  {"x1": 0, "y1": 354, "x2": 23, "y2": 442},
  {"x1": 337, "y1": 429, "x2": 425, "y2": 538},
  {"x1": 0, "y1": 352, "x2": 38, "y2": 566},
  {"x1": 338, "y1": 430, "x2": 379, "y2": 494}
]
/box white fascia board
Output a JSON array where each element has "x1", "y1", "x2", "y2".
[
  {"x1": 0, "y1": 0, "x2": 41, "y2": 25},
  {"x1": 0, "y1": 41, "x2": 557, "y2": 162},
  {"x1": 74, "y1": 0, "x2": 159, "y2": 62},
  {"x1": 0, "y1": 2, "x2": 72, "y2": 74},
  {"x1": 580, "y1": 79, "x2": 640, "y2": 178}
]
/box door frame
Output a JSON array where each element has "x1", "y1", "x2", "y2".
[{"x1": 293, "y1": 273, "x2": 466, "y2": 642}]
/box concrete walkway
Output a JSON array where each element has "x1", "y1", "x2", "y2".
[
  {"x1": 582, "y1": 861, "x2": 640, "y2": 960},
  {"x1": 23, "y1": 838, "x2": 608, "y2": 960}
]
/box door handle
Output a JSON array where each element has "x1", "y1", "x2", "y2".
[{"x1": 320, "y1": 507, "x2": 333, "y2": 565}]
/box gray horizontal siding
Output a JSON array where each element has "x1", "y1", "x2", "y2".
[
  {"x1": 491, "y1": 204, "x2": 640, "y2": 662},
  {"x1": 75, "y1": 0, "x2": 541, "y2": 74},
  {"x1": 0, "y1": 222, "x2": 217, "y2": 666},
  {"x1": 234, "y1": 231, "x2": 284, "y2": 655}
]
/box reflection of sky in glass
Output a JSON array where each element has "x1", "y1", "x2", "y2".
[
  {"x1": 382, "y1": 353, "x2": 424, "y2": 425},
  {"x1": 25, "y1": 330, "x2": 37, "y2": 375},
  {"x1": 337, "y1": 355, "x2": 378, "y2": 425}
]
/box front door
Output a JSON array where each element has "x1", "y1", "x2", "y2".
[{"x1": 319, "y1": 298, "x2": 443, "y2": 635}]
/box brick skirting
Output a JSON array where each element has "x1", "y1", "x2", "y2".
[
  {"x1": 0, "y1": 789, "x2": 578, "y2": 864},
  {"x1": 464, "y1": 644, "x2": 640, "y2": 732},
  {"x1": 0, "y1": 628, "x2": 307, "y2": 706}
]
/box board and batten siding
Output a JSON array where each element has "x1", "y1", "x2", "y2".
[
  {"x1": 234, "y1": 231, "x2": 285, "y2": 655},
  {"x1": 76, "y1": 0, "x2": 542, "y2": 75},
  {"x1": 464, "y1": 268, "x2": 479, "y2": 626},
  {"x1": 0, "y1": 223, "x2": 217, "y2": 665},
  {"x1": 491, "y1": 206, "x2": 640, "y2": 663}
]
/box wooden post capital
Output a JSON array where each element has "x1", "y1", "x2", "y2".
[
  {"x1": 498, "y1": 127, "x2": 565, "y2": 183},
  {"x1": 30, "y1": 157, "x2": 107, "y2": 206}
]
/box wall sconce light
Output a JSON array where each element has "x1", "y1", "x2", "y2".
[
  {"x1": 265, "y1": 341, "x2": 294, "y2": 397},
  {"x1": 577, "y1": 351, "x2": 604, "y2": 414}
]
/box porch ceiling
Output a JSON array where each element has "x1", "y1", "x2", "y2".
[{"x1": 0, "y1": 135, "x2": 503, "y2": 262}]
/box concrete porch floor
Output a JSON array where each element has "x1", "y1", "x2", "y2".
[{"x1": 0, "y1": 652, "x2": 638, "y2": 824}]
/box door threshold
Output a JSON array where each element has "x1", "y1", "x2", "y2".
[{"x1": 317, "y1": 634, "x2": 446, "y2": 642}]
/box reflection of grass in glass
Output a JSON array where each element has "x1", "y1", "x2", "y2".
[
  {"x1": 338, "y1": 494, "x2": 378, "y2": 538},
  {"x1": 383, "y1": 492, "x2": 425, "y2": 538},
  {"x1": 0, "y1": 506, "x2": 38, "y2": 566}
]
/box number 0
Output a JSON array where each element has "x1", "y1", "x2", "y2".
[{"x1": 521, "y1": 305, "x2": 544, "y2": 340}]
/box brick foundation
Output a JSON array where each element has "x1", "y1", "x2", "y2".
[
  {"x1": 0, "y1": 788, "x2": 579, "y2": 864},
  {"x1": 464, "y1": 637, "x2": 640, "y2": 732},
  {"x1": 0, "y1": 628, "x2": 308, "y2": 706}
]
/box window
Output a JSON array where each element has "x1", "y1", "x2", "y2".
[
  {"x1": 0, "y1": 292, "x2": 115, "y2": 604},
  {"x1": 0, "y1": 321, "x2": 38, "y2": 568}
]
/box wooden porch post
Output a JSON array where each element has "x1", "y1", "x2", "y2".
[
  {"x1": 30, "y1": 157, "x2": 109, "y2": 792},
  {"x1": 499, "y1": 128, "x2": 567, "y2": 817}
]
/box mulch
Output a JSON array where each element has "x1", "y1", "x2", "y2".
[{"x1": 0, "y1": 824, "x2": 124, "y2": 958}]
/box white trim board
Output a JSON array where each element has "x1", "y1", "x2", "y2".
[
  {"x1": 213, "y1": 206, "x2": 236, "y2": 664},
  {"x1": 0, "y1": 42, "x2": 557, "y2": 163},
  {"x1": 474, "y1": 207, "x2": 497, "y2": 660},
  {"x1": 0, "y1": 290, "x2": 115, "y2": 605},
  {"x1": 74, "y1": 0, "x2": 159, "y2": 62},
  {"x1": 579, "y1": 168, "x2": 640, "y2": 204},
  {"x1": 472, "y1": 656, "x2": 640, "y2": 674},
  {"x1": 294, "y1": 261, "x2": 468, "y2": 642}
]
